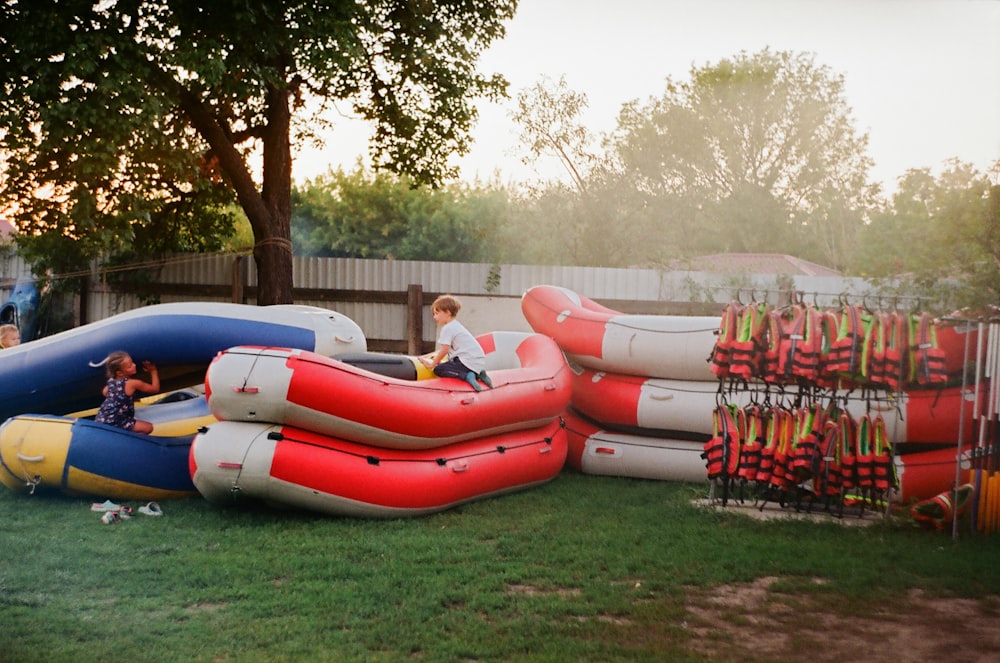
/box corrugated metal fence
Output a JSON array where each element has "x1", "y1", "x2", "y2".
[{"x1": 0, "y1": 252, "x2": 899, "y2": 351}]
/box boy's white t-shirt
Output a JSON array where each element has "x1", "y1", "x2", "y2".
[{"x1": 437, "y1": 319, "x2": 485, "y2": 373}]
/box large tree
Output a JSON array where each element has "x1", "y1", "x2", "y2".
[
  {"x1": 853, "y1": 160, "x2": 1000, "y2": 312},
  {"x1": 608, "y1": 48, "x2": 880, "y2": 269},
  {"x1": 0, "y1": 0, "x2": 515, "y2": 305}
]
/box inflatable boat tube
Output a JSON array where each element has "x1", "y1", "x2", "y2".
[
  {"x1": 0, "y1": 414, "x2": 197, "y2": 500},
  {"x1": 561, "y1": 408, "x2": 708, "y2": 483},
  {"x1": 521, "y1": 284, "x2": 719, "y2": 381},
  {"x1": 189, "y1": 418, "x2": 567, "y2": 518},
  {"x1": 205, "y1": 332, "x2": 571, "y2": 449},
  {"x1": 333, "y1": 351, "x2": 435, "y2": 381},
  {"x1": 564, "y1": 407, "x2": 968, "y2": 504},
  {"x1": 569, "y1": 365, "x2": 979, "y2": 445},
  {"x1": 0, "y1": 302, "x2": 366, "y2": 421}
]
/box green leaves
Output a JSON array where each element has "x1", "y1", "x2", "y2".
[{"x1": 2, "y1": 0, "x2": 517, "y2": 304}]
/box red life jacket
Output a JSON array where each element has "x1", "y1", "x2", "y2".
[
  {"x1": 790, "y1": 402, "x2": 825, "y2": 479},
  {"x1": 728, "y1": 302, "x2": 769, "y2": 380},
  {"x1": 702, "y1": 403, "x2": 741, "y2": 480},
  {"x1": 812, "y1": 415, "x2": 843, "y2": 497},
  {"x1": 908, "y1": 312, "x2": 948, "y2": 386},
  {"x1": 836, "y1": 411, "x2": 858, "y2": 490},
  {"x1": 755, "y1": 407, "x2": 782, "y2": 485},
  {"x1": 768, "y1": 407, "x2": 796, "y2": 491},
  {"x1": 737, "y1": 405, "x2": 765, "y2": 482},
  {"x1": 871, "y1": 414, "x2": 895, "y2": 491},
  {"x1": 822, "y1": 304, "x2": 866, "y2": 378},
  {"x1": 763, "y1": 304, "x2": 822, "y2": 384},
  {"x1": 709, "y1": 302, "x2": 740, "y2": 379},
  {"x1": 867, "y1": 311, "x2": 905, "y2": 391},
  {"x1": 854, "y1": 414, "x2": 875, "y2": 489}
]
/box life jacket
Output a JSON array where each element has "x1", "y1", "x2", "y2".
[
  {"x1": 737, "y1": 405, "x2": 765, "y2": 482},
  {"x1": 768, "y1": 406, "x2": 797, "y2": 491},
  {"x1": 908, "y1": 312, "x2": 948, "y2": 386},
  {"x1": 790, "y1": 402, "x2": 824, "y2": 479},
  {"x1": 702, "y1": 403, "x2": 741, "y2": 480},
  {"x1": 812, "y1": 415, "x2": 843, "y2": 497},
  {"x1": 822, "y1": 304, "x2": 866, "y2": 379},
  {"x1": 728, "y1": 302, "x2": 769, "y2": 380},
  {"x1": 836, "y1": 411, "x2": 858, "y2": 490},
  {"x1": 763, "y1": 304, "x2": 822, "y2": 384},
  {"x1": 910, "y1": 483, "x2": 975, "y2": 531},
  {"x1": 755, "y1": 407, "x2": 781, "y2": 485},
  {"x1": 854, "y1": 414, "x2": 875, "y2": 489},
  {"x1": 871, "y1": 414, "x2": 896, "y2": 492},
  {"x1": 867, "y1": 311, "x2": 905, "y2": 391},
  {"x1": 709, "y1": 302, "x2": 741, "y2": 379}
]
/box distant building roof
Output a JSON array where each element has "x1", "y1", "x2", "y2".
[{"x1": 670, "y1": 253, "x2": 841, "y2": 277}]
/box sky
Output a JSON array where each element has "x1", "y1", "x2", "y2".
[{"x1": 292, "y1": 0, "x2": 1000, "y2": 195}]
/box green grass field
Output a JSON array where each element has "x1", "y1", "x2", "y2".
[{"x1": 2, "y1": 472, "x2": 998, "y2": 662}]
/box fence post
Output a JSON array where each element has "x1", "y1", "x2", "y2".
[
  {"x1": 232, "y1": 256, "x2": 247, "y2": 304},
  {"x1": 407, "y1": 284, "x2": 423, "y2": 355}
]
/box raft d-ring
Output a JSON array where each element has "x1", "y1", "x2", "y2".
[
  {"x1": 335, "y1": 335, "x2": 355, "y2": 343},
  {"x1": 16, "y1": 453, "x2": 45, "y2": 463},
  {"x1": 450, "y1": 461, "x2": 469, "y2": 473},
  {"x1": 556, "y1": 309, "x2": 571, "y2": 323},
  {"x1": 233, "y1": 385, "x2": 260, "y2": 394},
  {"x1": 538, "y1": 445, "x2": 551, "y2": 454},
  {"x1": 460, "y1": 397, "x2": 476, "y2": 405},
  {"x1": 648, "y1": 393, "x2": 675, "y2": 402}
]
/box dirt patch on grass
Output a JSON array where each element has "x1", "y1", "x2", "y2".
[{"x1": 682, "y1": 576, "x2": 1000, "y2": 662}]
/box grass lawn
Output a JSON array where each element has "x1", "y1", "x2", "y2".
[{"x1": 2, "y1": 471, "x2": 998, "y2": 662}]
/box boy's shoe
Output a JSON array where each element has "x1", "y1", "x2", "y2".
[
  {"x1": 464, "y1": 371, "x2": 483, "y2": 392},
  {"x1": 477, "y1": 371, "x2": 493, "y2": 389},
  {"x1": 91, "y1": 500, "x2": 121, "y2": 512}
]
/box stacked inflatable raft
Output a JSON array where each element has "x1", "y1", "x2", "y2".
[
  {"x1": 521, "y1": 285, "x2": 977, "y2": 505},
  {"x1": 190, "y1": 331, "x2": 572, "y2": 517}
]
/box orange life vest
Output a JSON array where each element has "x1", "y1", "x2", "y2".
[
  {"x1": 790, "y1": 402, "x2": 825, "y2": 479},
  {"x1": 768, "y1": 407, "x2": 797, "y2": 491},
  {"x1": 812, "y1": 415, "x2": 843, "y2": 497},
  {"x1": 737, "y1": 405, "x2": 765, "y2": 482},
  {"x1": 867, "y1": 311, "x2": 905, "y2": 391},
  {"x1": 822, "y1": 304, "x2": 866, "y2": 378},
  {"x1": 836, "y1": 411, "x2": 858, "y2": 490},
  {"x1": 871, "y1": 414, "x2": 895, "y2": 491},
  {"x1": 709, "y1": 302, "x2": 741, "y2": 379},
  {"x1": 728, "y1": 302, "x2": 769, "y2": 380},
  {"x1": 763, "y1": 304, "x2": 822, "y2": 384},
  {"x1": 908, "y1": 312, "x2": 948, "y2": 386},
  {"x1": 854, "y1": 414, "x2": 875, "y2": 489},
  {"x1": 702, "y1": 403, "x2": 741, "y2": 480}
]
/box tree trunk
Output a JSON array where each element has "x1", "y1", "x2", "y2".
[{"x1": 254, "y1": 79, "x2": 295, "y2": 305}]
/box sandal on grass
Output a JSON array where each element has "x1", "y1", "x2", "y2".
[
  {"x1": 91, "y1": 500, "x2": 121, "y2": 512},
  {"x1": 139, "y1": 502, "x2": 163, "y2": 516}
]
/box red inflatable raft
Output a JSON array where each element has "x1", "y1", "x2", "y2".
[
  {"x1": 569, "y1": 365, "x2": 980, "y2": 445},
  {"x1": 205, "y1": 332, "x2": 571, "y2": 449},
  {"x1": 189, "y1": 418, "x2": 567, "y2": 518},
  {"x1": 521, "y1": 284, "x2": 720, "y2": 381}
]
